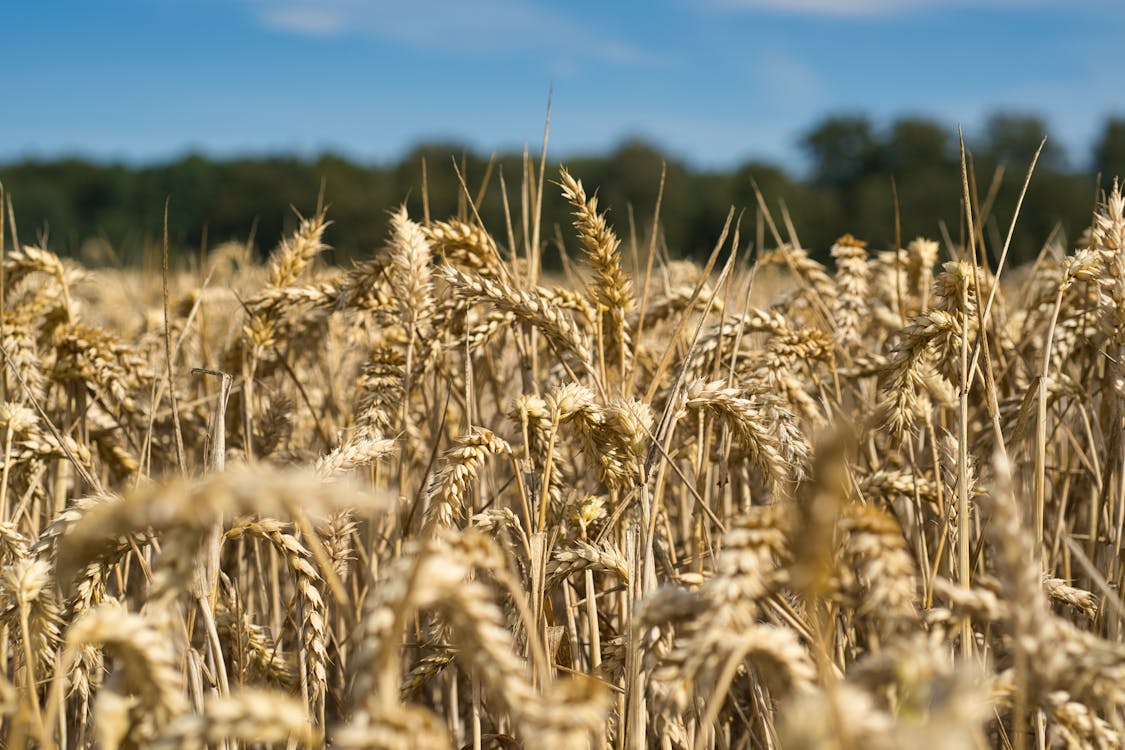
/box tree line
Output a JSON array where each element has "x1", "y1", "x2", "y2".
[{"x1": 2, "y1": 112, "x2": 1124, "y2": 268}]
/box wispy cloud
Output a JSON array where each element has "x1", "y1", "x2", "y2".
[
  {"x1": 754, "y1": 47, "x2": 825, "y2": 105},
  {"x1": 263, "y1": 7, "x2": 348, "y2": 35},
  {"x1": 713, "y1": 0, "x2": 1073, "y2": 17},
  {"x1": 246, "y1": 0, "x2": 643, "y2": 64}
]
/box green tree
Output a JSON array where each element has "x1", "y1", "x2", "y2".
[
  {"x1": 800, "y1": 115, "x2": 880, "y2": 188},
  {"x1": 882, "y1": 117, "x2": 953, "y2": 174},
  {"x1": 981, "y1": 112, "x2": 1065, "y2": 170},
  {"x1": 0, "y1": 113, "x2": 1113, "y2": 271},
  {"x1": 1094, "y1": 117, "x2": 1125, "y2": 183}
]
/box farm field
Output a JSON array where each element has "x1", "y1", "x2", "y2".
[{"x1": 0, "y1": 161, "x2": 1123, "y2": 750}]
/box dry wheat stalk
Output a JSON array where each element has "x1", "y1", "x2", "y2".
[
  {"x1": 437, "y1": 264, "x2": 593, "y2": 368},
  {"x1": 422, "y1": 428, "x2": 512, "y2": 530},
  {"x1": 559, "y1": 167, "x2": 635, "y2": 377},
  {"x1": 831, "y1": 233, "x2": 871, "y2": 346},
  {"x1": 267, "y1": 210, "x2": 331, "y2": 289},
  {"x1": 225, "y1": 518, "x2": 329, "y2": 709},
  {"x1": 680, "y1": 378, "x2": 809, "y2": 489},
  {"x1": 63, "y1": 603, "x2": 188, "y2": 744},
  {"x1": 423, "y1": 217, "x2": 501, "y2": 276},
  {"x1": 153, "y1": 688, "x2": 321, "y2": 749},
  {"x1": 215, "y1": 583, "x2": 296, "y2": 689}
]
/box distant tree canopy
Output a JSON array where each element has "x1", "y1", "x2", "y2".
[
  {"x1": 1095, "y1": 118, "x2": 1125, "y2": 185},
  {"x1": 0, "y1": 111, "x2": 1120, "y2": 269}
]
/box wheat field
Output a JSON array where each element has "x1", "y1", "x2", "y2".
[{"x1": 0, "y1": 157, "x2": 1122, "y2": 750}]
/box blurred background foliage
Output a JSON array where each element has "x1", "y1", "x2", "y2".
[{"x1": 2, "y1": 111, "x2": 1123, "y2": 269}]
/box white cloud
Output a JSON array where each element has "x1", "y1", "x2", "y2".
[
  {"x1": 714, "y1": 0, "x2": 1071, "y2": 17},
  {"x1": 245, "y1": 0, "x2": 643, "y2": 64},
  {"x1": 263, "y1": 7, "x2": 348, "y2": 35},
  {"x1": 756, "y1": 48, "x2": 825, "y2": 104}
]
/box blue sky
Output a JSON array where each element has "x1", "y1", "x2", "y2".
[{"x1": 3, "y1": 0, "x2": 1122, "y2": 170}]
